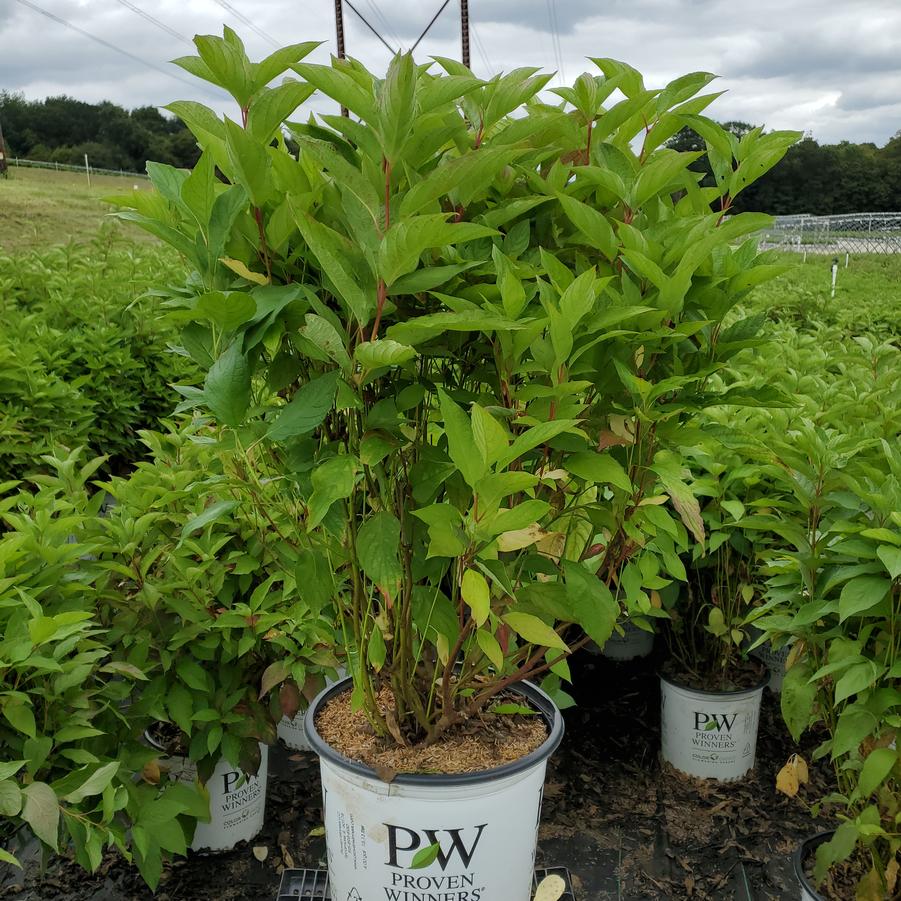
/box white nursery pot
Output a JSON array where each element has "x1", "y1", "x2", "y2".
[
  {"x1": 305, "y1": 678, "x2": 563, "y2": 901},
  {"x1": 600, "y1": 621, "x2": 654, "y2": 661},
  {"x1": 793, "y1": 832, "x2": 832, "y2": 901},
  {"x1": 148, "y1": 733, "x2": 268, "y2": 852},
  {"x1": 278, "y1": 667, "x2": 346, "y2": 751},
  {"x1": 746, "y1": 625, "x2": 790, "y2": 692},
  {"x1": 660, "y1": 674, "x2": 765, "y2": 781}
]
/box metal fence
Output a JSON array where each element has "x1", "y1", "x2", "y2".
[
  {"x1": 757, "y1": 212, "x2": 901, "y2": 255},
  {"x1": 4, "y1": 157, "x2": 148, "y2": 179}
]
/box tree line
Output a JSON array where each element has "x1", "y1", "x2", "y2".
[
  {"x1": 1, "y1": 93, "x2": 898, "y2": 214},
  {"x1": 667, "y1": 121, "x2": 901, "y2": 215},
  {"x1": 0, "y1": 92, "x2": 199, "y2": 172}
]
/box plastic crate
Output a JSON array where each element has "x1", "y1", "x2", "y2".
[{"x1": 276, "y1": 866, "x2": 576, "y2": 900}]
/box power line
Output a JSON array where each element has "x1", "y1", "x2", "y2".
[
  {"x1": 410, "y1": 0, "x2": 452, "y2": 54},
  {"x1": 343, "y1": 0, "x2": 397, "y2": 55},
  {"x1": 362, "y1": 0, "x2": 402, "y2": 50},
  {"x1": 12, "y1": 0, "x2": 206, "y2": 91},
  {"x1": 114, "y1": 0, "x2": 193, "y2": 47},
  {"x1": 547, "y1": 0, "x2": 566, "y2": 84},
  {"x1": 211, "y1": 0, "x2": 280, "y2": 49},
  {"x1": 471, "y1": 22, "x2": 492, "y2": 74}
]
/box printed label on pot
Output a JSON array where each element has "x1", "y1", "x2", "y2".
[
  {"x1": 320, "y1": 757, "x2": 547, "y2": 901},
  {"x1": 278, "y1": 712, "x2": 311, "y2": 751},
  {"x1": 660, "y1": 679, "x2": 763, "y2": 781},
  {"x1": 164, "y1": 744, "x2": 268, "y2": 852}
]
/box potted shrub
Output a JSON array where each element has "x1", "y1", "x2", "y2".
[
  {"x1": 100, "y1": 422, "x2": 338, "y2": 852},
  {"x1": 115, "y1": 29, "x2": 798, "y2": 896},
  {"x1": 658, "y1": 439, "x2": 780, "y2": 780},
  {"x1": 756, "y1": 430, "x2": 901, "y2": 898},
  {"x1": 0, "y1": 451, "x2": 203, "y2": 889}
]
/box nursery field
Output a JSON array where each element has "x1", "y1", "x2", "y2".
[
  {"x1": 1, "y1": 45, "x2": 899, "y2": 901},
  {"x1": 0, "y1": 167, "x2": 152, "y2": 251},
  {"x1": 0, "y1": 221, "x2": 897, "y2": 899}
]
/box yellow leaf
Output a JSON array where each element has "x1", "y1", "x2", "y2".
[
  {"x1": 885, "y1": 857, "x2": 898, "y2": 895},
  {"x1": 786, "y1": 641, "x2": 804, "y2": 670},
  {"x1": 650, "y1": 590, "x2": 662, "y2": 609},
  {"x1": 220, "y1": 257, "x2": 270, "y2": 285},
  {"x1": 775, "y1": 753, "x2": 808, "y2": 798},
  {"x1": 141, "y1": 760, "x2": 161, "y2": 785},
  {"x1": 856, "y1": 866, "x2": 885, "y2": 901},
  {"x1": 252, "y1": 845, "x2": 268, "y2": 862},
  {"x1": 534, "y1": 875, "x2": 566, "y2": 901},
  {"x1": 497, "y1": 524, "x2": 549, "y2": 552}
]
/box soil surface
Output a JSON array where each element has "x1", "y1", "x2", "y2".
[
  {"x1": 802, "y1": 842, "x2": 873, "y2": 901},
  {"x1": 0, "y1": 647, "x2": 834, "y2": 900},
  {"x1": 315, "y1": 685, "x2": 548, "y2": 775}
]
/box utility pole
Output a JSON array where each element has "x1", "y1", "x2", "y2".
[
  {"x1": 334, "y1": 0, "x2": 349, "y2": 117},
  {"x1": 461, "y1": 0, "x2": 470, "y2": 69}
]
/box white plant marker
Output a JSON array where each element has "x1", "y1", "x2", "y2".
[{"x1": 831, "y1": 257, "x2": 839, "y2": 298}]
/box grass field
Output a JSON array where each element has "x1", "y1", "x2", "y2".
[{"x1": 0, "y1": 166, "x2": 153, "y2": 251}]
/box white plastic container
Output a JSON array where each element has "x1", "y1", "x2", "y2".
[
  {"x1": 660, "y1": 674, "x2": 765, "y2": 781},
  {"x1": 305, "y1": 678, "x2": 562, "y2": 901},
  {"x1": 793, "y1": 831, "x2": 831, "y2": 900},
  {"x1": 147, "y1": 733, "x2": 268, "y2": 852},
  {"x1": 278, "y1": 668, "x2": 346, "y2": 752},
  {"x1": 746, "y1": 625, "x2": 790, "y2": 692},
  {"x1": 600, "y1": 620, "x2": 654, "y2": 661}
]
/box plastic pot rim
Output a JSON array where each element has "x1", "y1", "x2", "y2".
[
  {"x1": 659, "y1": 669, "x2": 769, "y2": 699},
  {"x1": 304, "y1": 676, "x2": 564, "y2": 787},
  {"x1": 793, "y1": 830, "x2": 834, "y2": 900}
]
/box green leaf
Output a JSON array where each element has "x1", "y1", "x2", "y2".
[
  {"x1": 254, "y1": 41, "x2": 320, "y2": 89},
  {"x1": 0, "y1": 848, "x2": 20, "y2": 868},
  {"x1": 378, "y1": 52, "x2": 417, "y2": 162},
  {"x1": 410, "y1": 842, "x2": 441, "y2": 870},
  {"x1": 21, "y1": 782, "x2": 59, "y2": 850},
  {"x1": 558, "y1": 194, "x2": 617, "y2": 259},
  {"x1": 566, "y1": 452, "x2": 632, "y2": 491},
  {"x1": 839, "y1": 576, "x2": 892, "y2": 622},
  {"x1": 61, "y1": 762, "x2": 119, "y2": 804},
  {"x1": 378, "y1": 216, "x2": 496, "y2": 287},
  {"x1": 224, "y1": 117, "x2": 271, "y2": 207},
  {"x1": 3, "y1": 703, "x2": 36, "y2": 739},
  {"x1": 247, "y1": 81, "x2": 315, "y2": 144},
  {"x1": 562, "y1": 561, "x2": 618, "y2": 649},
  {"x1": 877, "y1": 545, "x2": 901, "y2": 580},
  {"x1": 834, "y1": 660, "x2": 883, "y2": 705},
  {"x1": 291, "y1": 202, "x2": 374, "y2": 326},
  {"x1": 204, "y1": 341, "x2": 251, "y2": 427},
  {"x1": 780, "y1": 661, "x2": 818, "y2": 742},
  {"x1": 462, "y1": 569, "x2": 490, "y2": 626},
  {"x1": 502, "y1": 612, "x2": 568, "y2": 651},
  {"x1": 496, "y1": 420, "x2": 581, "y2": 470},
  {"x1": 471, "y1": 404, "x2": 509, "y2": 467},
  {"x1": 356, "y1": 511, "x2": 403, "y2": 599},
  {"x1": 0, "y1": 781, "x2": 22, "y2": 817},
  {"x1": 307, "y1": 455, "x2": 360, "y2": 530},
  {"x1": 301, "y1": 314, "x2": 352, "y2": 371},
  {"x1": 857, "y1": 747, "x2": 897, "y2": 799},
  {"x1": 355, "y1": 340, "x2": 418, "y2": 370},
  {"x1": 194, "y1": 291, "x2": 257, "y2": 331},
  {"x1": 476, "y1": 629, "x2": 504, "y2": 670},
  {"x1": 180, "y1": 500, "x2": 239, "y2": 543},
  {"x1": 268, "y1": 371, "x2": 339, "y2": 441},
  {"x1": 292, "y1": 62, "x2": 377, "y2": 122},
  {"x1": 367, "y1": 628, "x2": 387, "y2": 671},
  {"x1": 438, "y1": 389, "x2": 487, "y2": 489}
]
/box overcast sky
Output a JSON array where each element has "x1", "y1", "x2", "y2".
[{"x1": 2, "y1": 0, "x2": 900, "y2": 146}]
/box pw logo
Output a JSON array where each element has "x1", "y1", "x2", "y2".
[
  {"x1": 694, "y1": 712, "x2": 738, "y2": 732},
  {"x1": 385, "y1": 824, "x2": 487, "y2": 870}
]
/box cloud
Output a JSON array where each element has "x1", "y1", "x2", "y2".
[{"x1": 0, "y1": 0, "x2": 899, "y2": 145}]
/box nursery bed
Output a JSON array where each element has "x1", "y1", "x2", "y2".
[{"x1": 0, "y1": 649, "x2": 833, "y2": 901}]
